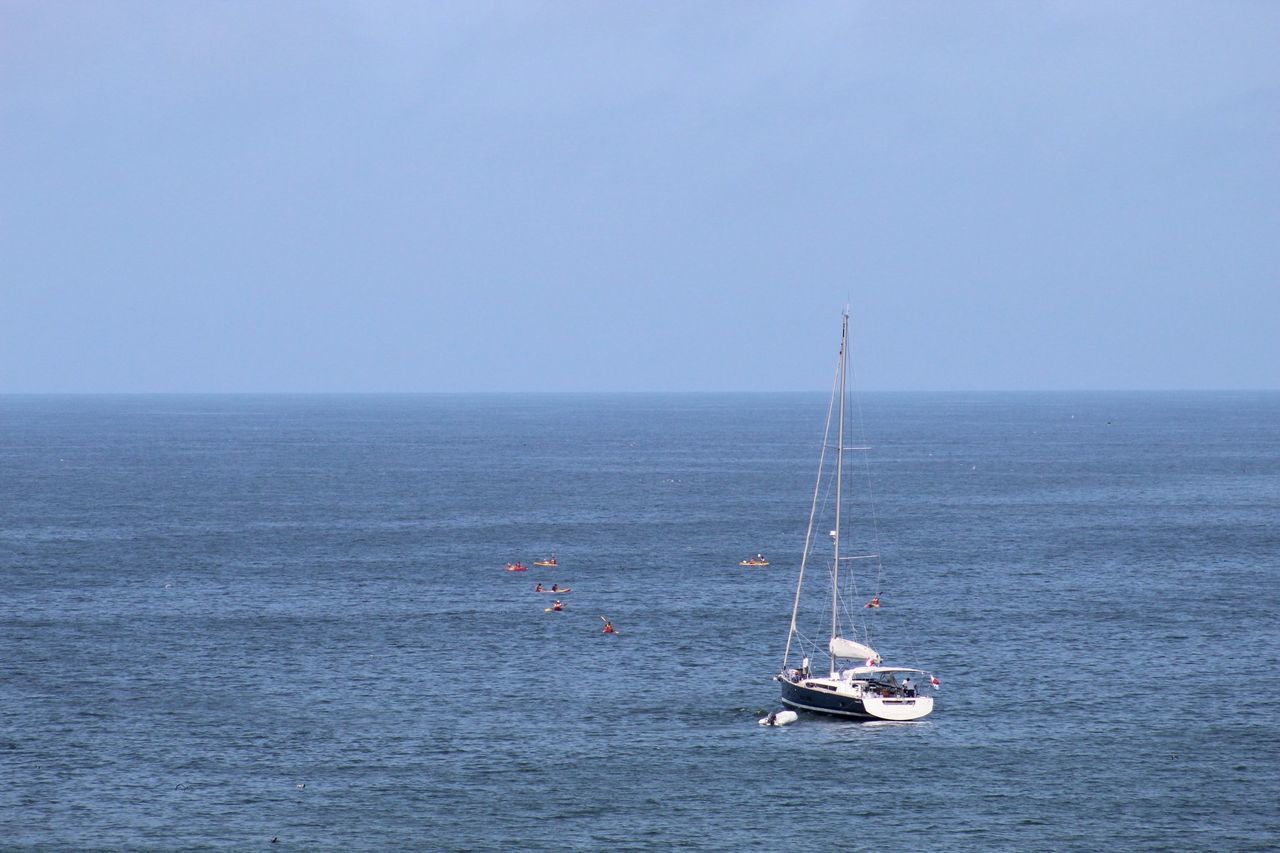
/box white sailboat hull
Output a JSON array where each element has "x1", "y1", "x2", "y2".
[
  {"x1": 861, "y1": 693, "x2": 933, "y2": 721},
  {"x1": 779, "y1": 675, "x2": 934, "y2": 722}
]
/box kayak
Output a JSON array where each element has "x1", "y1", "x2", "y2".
[
  {"x1": 739, "y1": 559, "x2": 770, "y2": 567},
  {"x1": 534, "y1": 588, "x2": 572, "y2": 594},
  {"x1": 506, "y1": 563, "x2": 528, "y2": 572},
  {"x1": 533, "y1": 560, "x2": 558, "y2": 567}
]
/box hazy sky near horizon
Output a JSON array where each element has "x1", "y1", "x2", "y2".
[{"x1": 2, "y1": 2, "x2": 1277, "y2": 392}]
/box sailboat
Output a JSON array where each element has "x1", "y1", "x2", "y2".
[{"x1": 774, "y1": 312, "x2": 936, "y2": 722}]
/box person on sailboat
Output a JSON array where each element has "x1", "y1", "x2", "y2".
[
  {"x1": 903, "y1": 677, "x2": 915, "y2": 697},
  {"x1": 800, "y1": 657, "x2": 810, "y2": 678}
]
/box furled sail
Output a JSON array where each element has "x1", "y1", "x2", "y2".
[{"x1": 829, "y1": 637, "x2": 880, "y2": 662}]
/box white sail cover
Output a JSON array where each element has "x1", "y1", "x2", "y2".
[{"x1": 829, "y1": 637, "x2": 880, "y2": 662}]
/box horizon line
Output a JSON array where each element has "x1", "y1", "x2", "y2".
[{"x1": 2, "y1": 388, "x2": 1277, "y2": 396}]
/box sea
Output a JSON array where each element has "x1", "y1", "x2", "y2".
[{"x1": 1, "y1": 392, "x2": 1277, "y2": 850}]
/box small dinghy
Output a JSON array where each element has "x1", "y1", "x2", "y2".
[{"x1": 759, "y1": 710, "x2": 799, "y2": 727}]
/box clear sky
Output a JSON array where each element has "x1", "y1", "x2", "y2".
[{"x1": 2, "y1": 2, "x2": 1277, "y2": 392}]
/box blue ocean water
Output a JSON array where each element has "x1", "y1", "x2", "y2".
[{"x1": 1, "y1": 392, "x2": 1278, "y2": 850}]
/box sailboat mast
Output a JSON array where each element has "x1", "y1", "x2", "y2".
[{"x1": 830, "y1": 312, "x2": 848, "y2": 677}]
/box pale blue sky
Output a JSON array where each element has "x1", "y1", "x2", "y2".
[{"x1": 2, "y1": 2, "x2": 1277, "y2": 392}]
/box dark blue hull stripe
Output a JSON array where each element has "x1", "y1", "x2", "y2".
[{"x1": 779, "y1": 681, "x2": 874, "y2": 720}]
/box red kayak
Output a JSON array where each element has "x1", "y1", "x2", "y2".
[{"x1": 506, "y1": 562, "x2": 528, "y2": 572}]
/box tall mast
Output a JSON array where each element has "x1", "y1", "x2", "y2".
[{"x1": 830, "y1": 311, "x2": 848, "y2": 677}]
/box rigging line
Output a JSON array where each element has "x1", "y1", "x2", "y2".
[
  {"x1": 782, "y1": 336, "x2": 842, "y2": 670},
  {"x1": 824, "y1": 555, "x2": 855, "y2": 648},
  {"x1": 823, "y1": 559, "x2": 838, "y2": 643},
  {"x1": 828, "y1": 564, "x2": 871, "y2": 654},
  {"x1": 847, "y1": 316, "x2": 887, "y2": 597},
  {"x1": 830, "y1": 311, "x2": 848, "y2": 677},
  {"x1": 834, "y1": 559, "x2": 874, "y2": 649},
  {"x1": 797, "y1": 475, "x2": 832, "y2": 573},
  {"x1": 795, "y1": 475, "x2": 834, "y2": 648},
  {"x1": 792, "y1": 627, "x2": 817, "y2": 653}
]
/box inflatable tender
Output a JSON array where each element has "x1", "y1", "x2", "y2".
[{"x1": 758, "y1": 710, "x2": 799, "y2": 727}]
